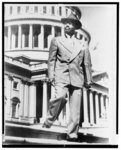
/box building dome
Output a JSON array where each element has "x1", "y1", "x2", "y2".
[{"x1": 4, "y1": 4, "x2": 70, "y2": 62}]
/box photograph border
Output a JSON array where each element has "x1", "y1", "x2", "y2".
[{"x1": 2, "y1": 1, "x2": 119, "y2": 148}]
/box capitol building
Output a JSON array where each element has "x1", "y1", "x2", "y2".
[{"x1": 3, "y1": 4, "x2": 112, "y2": 144}]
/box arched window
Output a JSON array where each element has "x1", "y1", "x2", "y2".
[{"x1": 11, "y1": 97, "x2": 20, "y2": 118}]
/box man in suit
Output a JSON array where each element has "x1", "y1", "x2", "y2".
[{"x1": 43, "y1": 8, "x2": 92, "y2": 142}]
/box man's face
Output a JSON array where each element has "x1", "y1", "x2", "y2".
[{"x1": 64, "y1": 20, "x2": 76, "y2": 36}]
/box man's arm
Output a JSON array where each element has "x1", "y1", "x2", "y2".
[
  {"x1": 83, "y1": 48, "x2": 92, "y2": 88},
  {"x1": 48, "y1": 38, "x2": 58, "y2": 83}
]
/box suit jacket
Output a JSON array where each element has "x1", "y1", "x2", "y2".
[{"x1": 48, "y1": 35, "x2": 92, "y2": 88}]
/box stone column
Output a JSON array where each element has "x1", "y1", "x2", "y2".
[
  {"x1": 29, "y1": 83, "x2": 37, "y2": 122},
  {"x1": 41, "y1": 80, "x2": 48, "y2": 123},
  {"x1": 18, "y1": 25, "x2": 22, "y2": 49},
  {"x1": 51, "y1": 26, "x2": 55, "y2": 38},
  {"x1": 11, "y1": 32, "x2": 16, "y2": 49},
  {"x1": 23, "y1": 82, "x2": 29, "y2": 117},
  {"x1": 48, "y1": 34, "x2": 53, "y2": 48},
  {"x1": 4, "y1": 75, "x2": 8, "y2": 97},
  {"x1": 105, "y1": 96, "x2": 109, "y2": 119},
  {"x1": 8, "y1": 26, "x2": 11, "y2": 50},
  {"x1": 4, "y1": 33, "x2": 8, "y2": 50},
  {"x1": 29, "y1": 24, "x2": 33, "y2": 49},
  {"x1": 95, "y1": 92, "x2": 100, "y2": 125},
  {"x1": 55, "y1": 5, "x2": 58, "y2": 16},
  {"x1": 100, "y1": 94, "x2": 105, "y2": 118},
  {"x1": 5, "y1": 75, "x2": 13, "y2": 119},
  {"x1": 47, "y1": 6, "x2": 51, "y2": 14},
  {"x1": 89, "y1": 90, "x2": 95, "y2": 126},
  {"x1": 22, "y1": 28, "x2": 25, "y2": 49},
  {"x1": 82, "y1": 88, "x2": 90, "y2": 127},
  {"x1": 61, "y1": 26, "x2": 64, "y2": 37},
  {"x1": 62, "y1": 6, "x2": 66, "y2": 17},
  {"x1": 19, "y1": 79, "x2": 25, "y2": 118},
  {"x1": 15, "y1": 103, "x2": 19, "y2": 118},
  {"x1": 4, "y1": 75, "x2": 8, "y2": 120}
]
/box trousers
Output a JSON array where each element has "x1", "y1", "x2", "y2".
[{"x1": 44, "y1": 83, "x2": 82, "y2": 138}]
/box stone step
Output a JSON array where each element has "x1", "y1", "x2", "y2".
[
  {"x1": 3, "y1": 136, "x2": 82, "y2": 145},
  {"x1": 3, "y1": 122, "x2": 109, "y2": 145}
]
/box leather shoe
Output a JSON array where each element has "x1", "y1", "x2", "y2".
[
  {"x1": 66, "y1": 136, "x2": 78, "y2": 142},
  {"x1": 42, "y1": 123, "x2": 50, "y2": 128}
]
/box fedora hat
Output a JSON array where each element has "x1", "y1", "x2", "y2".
[
  {"x1": 61, "y1": 12, "x2": 82, "y2": 29},
  {"x1": 66, "y1": 6, "x2": 82, "y2": 20}
]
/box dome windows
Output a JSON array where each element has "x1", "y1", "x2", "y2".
[
  {"x1": 10, "y1": 6, "x2": 13, "y2": 15},
  {"x1": 17, "y1": 6, "x2": 21, "y2": 14},
  {"x1": 51, "y1": 6, "x2": 55, "y2": 15},
  {"x1": 43, "y1": 6, "x2": 47, "y2": 14}
]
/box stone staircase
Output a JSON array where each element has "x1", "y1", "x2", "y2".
[{"x1": 3, "y1": 122, "x2": 109, "y2": 146}]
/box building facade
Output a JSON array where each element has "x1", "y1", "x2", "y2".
[{"x1": 4, "y1": 4, "x2": 109, "y2": 127}]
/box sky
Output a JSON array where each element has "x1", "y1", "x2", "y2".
[{"x1": 77, "y1": 5, "x2": 117, "y2": 75}]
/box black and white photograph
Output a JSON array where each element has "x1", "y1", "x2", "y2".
[{"x1": 2, "y1": 1, "x2": 119, "y2": 148}]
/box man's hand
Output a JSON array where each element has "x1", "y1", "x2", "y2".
[
  {"x1": 84, "y1": 82, "x2": 92, "y2": 89},
  {"x1": 48, "y1": 78, "x2": 55, "y2": 86}
]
